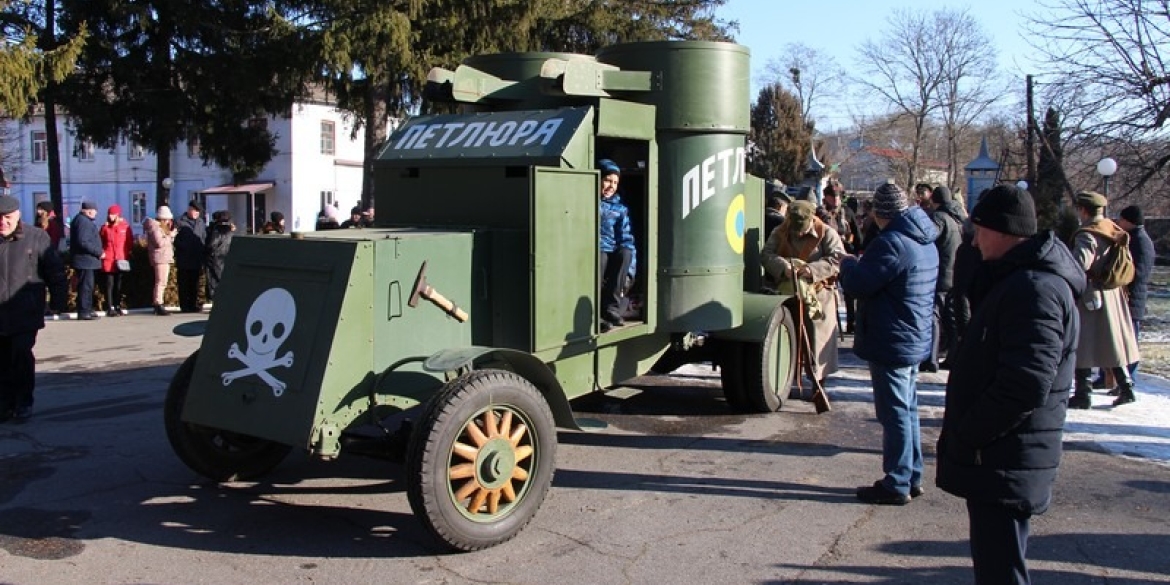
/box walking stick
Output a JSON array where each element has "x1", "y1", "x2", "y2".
[{"x1": 791, "y1": 266, "x2": 832, "y2": 414}]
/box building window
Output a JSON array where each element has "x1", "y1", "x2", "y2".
[
  {"x1": 320, "y1": 120, "x2": 336, "y2": 155},
  {"x1": 128, "y1": 142, "x2": 145, "y2": 160},
  {"x1": 31, "y1": 131, "x2": 48, "y2": 163},
  {"x1": 187, "y1": 136, "x2": 200, "y2": 158},
  {"x1": 131, "y1": 191, "x2": 147, "y2": 224},
  {"x1": 321, "y1": 190, "x2": 336, "y2": 209},
  {"x1": 77, "y1": 140, "x2": 96, "y2": 162}
]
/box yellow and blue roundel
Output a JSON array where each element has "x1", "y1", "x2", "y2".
[{"x1": 725, "y1": 193, "x2": 745, "y2": 255}]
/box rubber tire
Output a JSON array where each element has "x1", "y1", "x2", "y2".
[
  {"x1": 743, "y1": 305, "x2": 799, "y2": 412},
  {"x1": 405, "y1": 370, "x2": 557, "y2": 552},
  {"x1": 164, "y1": 350, "x2": 292, "y2": 482},
  {"x1": 718, "y1": 341, "x2": 752, "y2": 412}
]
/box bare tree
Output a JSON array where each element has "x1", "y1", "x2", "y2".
[
  {"x1": 934, "y1": 7, "x2": 1001, "y2": 191},
  {"x1": 1028, "y1": 0, "x2": 1170, "y2": 196},
  {"x1": 854, "y1": 8, "x2": 948, "y2": 187},
  {"x1": 761, "y1": 42, "x2": 847, "y2": 125}
]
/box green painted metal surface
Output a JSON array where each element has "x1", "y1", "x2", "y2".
[{"x1": 596, "y1": 41, "x2": 751, "y2": 332}]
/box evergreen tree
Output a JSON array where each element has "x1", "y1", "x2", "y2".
[
  {"x1": 0, "y1": 0, "x2": 84, "y2": 118},
  {"x1": 292, "y1": 0, "x2": 734, "y2": 206},
  {"x1": 747, "y1": 83, "x2": 812, "y2": 185},
  {"x1": 56, "y1": 0, "x2": 311, "y2": 198},
  {"x1": 1036, "y1": 107, "x2": 1069, "y2": 231}
]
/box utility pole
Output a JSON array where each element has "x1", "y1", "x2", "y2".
[{"x1": 1026, "y1": 74, "x2": 1036, "y2": 187}]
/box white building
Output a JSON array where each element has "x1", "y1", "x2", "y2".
[{"x1": 1, "y1": 97, "x2": 367, "y2": 235}]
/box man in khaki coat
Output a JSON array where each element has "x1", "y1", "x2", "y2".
[
  {"x1": 1069, "y1": 191, "x2": 1140, "y2": 408},
  {"x1": 762, "y1": 200, "x2": 847, "y2": 382}
]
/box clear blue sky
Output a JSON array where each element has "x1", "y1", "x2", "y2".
[{"x1": 715, "y1": 0, "x2": 1043, "y2": 129}]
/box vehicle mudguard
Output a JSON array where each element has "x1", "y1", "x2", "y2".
[
  {"x1": 424, "y1": 346, "x2": 580, "y2": 430},
  {"x1": 707, "y1": 292, "x2": 793, "y2": 344}
]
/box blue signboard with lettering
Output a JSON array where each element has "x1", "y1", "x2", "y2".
[{"x1": 377, "y1": 107, "x2": 591, "y2": 165}]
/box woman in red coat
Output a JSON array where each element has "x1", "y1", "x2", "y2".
[{"x1": 99, "y1": 204, "x2": 134, "y2": 316}]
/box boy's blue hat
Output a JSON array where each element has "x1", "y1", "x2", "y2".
[{"x1": 598, "y1": 159, "x2": 621, "y2": 176}]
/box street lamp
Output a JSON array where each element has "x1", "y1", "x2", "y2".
[
  {"x1": 161, "y1": 177, "x2": 173, "y2": 207},
  {"x1": 1016, "y1": 180, "x2": 1028, "y2": 191},
  {"x1": 1096, "y1": 157, "x2": 1117, "y2": 197}
]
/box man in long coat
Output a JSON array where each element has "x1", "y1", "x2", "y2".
[
  {"x1": 762, "y1": 200, "x2": 846, "y2": 383},
  {"x1": 1068, "y1": 191, "x2": 1140, "y2": 408},
  {"x1": 1117, "y1": 205, "x2": 1155, "y2": 391}
]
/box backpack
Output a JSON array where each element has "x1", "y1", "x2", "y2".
[{"x1": 1078, "y1": 224, "x2": 1135, "y2": 290}]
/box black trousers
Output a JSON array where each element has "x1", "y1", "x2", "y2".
[
  {"x1": 967, "y1": 499, "x2": 1031, "y2": 585},
  {"x1": 76, "y1": 268, "x2": 96, "y2": 313},
  {"x1": 599, "y1": 248, "x2": 632, "y2": 319},
  {"x1": 0, "y1": 332, "x2": 38, "y2": 413},
  {"x1": 176, "y1": 268, "x2": 201, "y2": 311},
  {"x1": 102, "y1": 271, "x2": 124, "y2": 311}
]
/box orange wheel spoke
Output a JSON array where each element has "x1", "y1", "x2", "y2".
[
  {"x1": 454, "y1": 479, "x2": 479, "y2": 501},
  {"x1": 514, "y1": 445, "x2": 533, "y2": 463},
  {"x1": 498, "y1": 410, "x2": 513, "y2": 437},
  {"x1": 452, "y1": 441, "x2": 479, "y2": 461},
  {"x1": 511, "y1": 466, "x2": 529, "y2": 481},
  {"x1": 509, "y1": 423, "x2": 528, "y2": 447},
  {"x1": 484, "y1": 409, "x2": 499, "y2": 437},
  {"x1": 501, "y1": 481, "x2": 517, "y2": 502},
  {"x1": 468, "y1": 487, "x2": 489, "y2": 513},
  {"x1": 449, "y1": 462, "x2": 475, "y2": 480},
  {"x1": 465, "y1": 419, "x2": 489, "y2": 447},
  {"x1": 487, "y1": 490, "x2": 501, "y2": 514}
]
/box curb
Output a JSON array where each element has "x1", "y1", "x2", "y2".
[{"x1": 45, "y1": 304, "x2": 212, "y2": 321}]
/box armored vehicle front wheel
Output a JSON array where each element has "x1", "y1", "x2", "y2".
[
  {"x1": 164, "y1": 351, "x2": 292, "y2": 482},
  {"x1": 406, "y1": 370, "x2": 557, "y2": 551},
  {"x1": 720, "y1": 305, "x2": 798, "y2": 413}
]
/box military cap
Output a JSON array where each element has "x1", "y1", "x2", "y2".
[{"x1": 1075, "y1": 191, "x2": 1108, "y2": 209}]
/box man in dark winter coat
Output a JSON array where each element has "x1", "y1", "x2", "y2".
[
  {"x1": 203, "y1": 210, "x2": 235, "y2": 301},
  {"x1": 840, "y1": 181, "x2": 938, "y2": 505},
  {"x1": 937, "y1": 184, "x2": 1084, "y2": 585},
  {"x1": 174, "y1": 200, "x2": 207, "y2": 313},
  {"x1": 1, "y1": 194, "x2": 67, "y2": 422},
  {"x1": 69, "y1": 201, "x2": 104, "y2": 320},
  {"x1": 925, "y1": 186, "x2": 963, "y2": 371},
  {"x1": 1117, "y1": 204, "x2": 1155, "y2": 387}
]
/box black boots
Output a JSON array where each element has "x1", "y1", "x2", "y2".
[
  {"x1": 1112, "y1": 380, "x2": 1136, "y2": 406},
  {"x1": 1070, "y1": 369, "x2": 1093, "y2": 409}
]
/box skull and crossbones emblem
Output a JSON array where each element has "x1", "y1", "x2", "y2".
[{"x1": 222, "y1": 287, "x2": 296, "y2": 396}]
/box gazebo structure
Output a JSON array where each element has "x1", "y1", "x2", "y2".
[{"x1": 964, "y1": 137, "x2": 999, "y2": 214}]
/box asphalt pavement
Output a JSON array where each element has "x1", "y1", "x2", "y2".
[{"x1": 1, "y1": 313, "x2": 1168, "y2": 584}]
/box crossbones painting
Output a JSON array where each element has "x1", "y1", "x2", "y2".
[{"x1": 222, "y1": 287, "x2": 296, "y2": 396}]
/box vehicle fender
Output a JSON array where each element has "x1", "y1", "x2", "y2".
[
  {"x1": 707, "y1": 292, "x2": 793, "y2": 344},
  {"x1": 424, "y1": 346, "x2": 579, "y2": 430}
]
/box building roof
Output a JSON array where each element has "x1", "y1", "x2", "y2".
[
  {"x1": 198, "y1": 181, "x2": 276, "y2": 195},
  {"x1": 861, "y1": 147, "x2": 948, "y2": 170}
]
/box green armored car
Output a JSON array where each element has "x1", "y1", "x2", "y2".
[{"x1": 165, "y1": 40, "x2": 801, "y2": 551}]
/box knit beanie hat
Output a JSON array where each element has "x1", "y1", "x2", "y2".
[
  {"x1": 970, "y1": 184, "x2": 1037, "y2": 237},
  {"x1": 598, "y1": 159, "x2": 621, "y2": 177},
  {"x1": 1120, "y1": 205, "x2": 1144, "y2": 226},
  {"x1": 157, "y1": 205, "x2": 174, "y2": 220},
  {"x1": 108, "y1": 204, "x2": 122, "y2": 216},
  {"x1": 872, "y1": 181, "x2": 908, "y2": 219},
  {"x1": 930, "y1": 186, "x2": 952, "y2": 206}
]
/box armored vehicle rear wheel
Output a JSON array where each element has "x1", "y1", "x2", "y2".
[
  {"x1": 406, "y1": 370, "x2": 557, "y2": 551},
  {"x1": 721, "y1": 306, "x2": 798, "y2": 413},
  {"x1": 164, "y1": 351, "x2": 292, "y2": 482}
]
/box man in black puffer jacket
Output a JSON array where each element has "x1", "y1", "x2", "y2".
[
  {"x1": 936, "y1": 185, "x2": 1084, "y2": 585},
  {"x1": 926, "y1": 186, "x2": 963, "y2": 370},
  {"x1": 1, "y1": 194, "x2": 67, "y2": 422}
]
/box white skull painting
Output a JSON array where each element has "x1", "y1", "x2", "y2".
[{"x1": 222, "y1": 287, "x2": 296, "y2": 396}]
